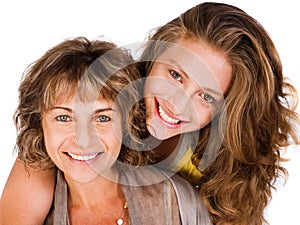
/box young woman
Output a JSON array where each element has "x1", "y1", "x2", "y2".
[
  {"x1": 1, "y1": 37, "x2": 210, "y2": 225},
  {"x1": 1, "y1": 2, "x2": 299, "y2": 225},
  {"x1": 140, "y1": 3, "x2": 299, "y2": 224}
]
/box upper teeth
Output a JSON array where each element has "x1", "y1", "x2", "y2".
[
  {"x1": 158, "y1": 105, "x2": 180, "y2": 124},
  {"x1": 67, "y1": 152, "x2": 99, "y2": 161}
]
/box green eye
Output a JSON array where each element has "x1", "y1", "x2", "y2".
[
  {"x1": 170, "y1": 70, "x2": 182, "y2": 81},
  {"x1": 96, "y1": 115, "x2": 111, "y2": 122},
  {"x1": 201, "y1": 93, "x2": 215, "y2": 103}
]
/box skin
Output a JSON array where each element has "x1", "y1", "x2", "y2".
[
  {"x1": 42, "y1": 97, "x2": 122, "y2": 183},
  {"x1": 0, "y1": 160, "x2": 56, "y2": 225},
  {"x1": 42, "y1": 96, "x2": 128, "y2": 224},
  {"x1": 144, "y1": 38, "x2": 231, "y2": 140},
  {"x1": 0, "y1": 38, "x2": 232, "y2": 224}
]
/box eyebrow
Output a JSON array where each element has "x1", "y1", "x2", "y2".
[
  {"x1": 202, "y1": 87, "x2": 224, "y2": 99},
  {"x1": 167, "y1": 58, "x2": 190, "y2": 80},
  {"x1": 50, "y1": 106, "x2": 115, "y2": 113},
  {"x1": 95, "y1": 108, "x2": 114, "y2": 113},
  {"x1": 50, "y1": 106, "x2": 72, "y2": 113},
  {"x1": 166, "y1": 58, "x2": 224, "y2": 98}
]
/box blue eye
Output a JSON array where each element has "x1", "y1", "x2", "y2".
[
  {"x1": 96, "y1": 115, "x2": 111, "y2": 122},
  {"x1": 169, "y1": 70, "x2": 182, "y2": 81},
  {"x1": 200, "y1": 93, "x2": 215, "y2": 103},
  {"x1": 56, "y1": 115, "x2": 71, "y2": 122}
]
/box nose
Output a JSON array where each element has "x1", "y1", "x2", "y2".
[
  {"x1": 164, "y1": 82, "x2": 198, "y2": 116},
  {"x1": 74, "y1": 121, "x2": 100, "y2": 150}
]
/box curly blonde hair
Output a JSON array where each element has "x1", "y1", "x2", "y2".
[
  {"x1": 15, "y1": 37, "x2": 149, "y2": 170},
  {"x1": 141, "y1": 2, "x2": 299, "y2": 225}
]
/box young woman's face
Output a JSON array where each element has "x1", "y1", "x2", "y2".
[
  {"x1": 144, "y1": 38, "x2": 232, "y2": 140},
  {"x1": 42, "y1": 96, "x2": 122, "y2": 183}
]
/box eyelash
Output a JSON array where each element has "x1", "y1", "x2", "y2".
[
  {"x1": 169, "y1": 69, "x2": 182, "y2": 82},
  {"x1": 169, "y1": 69, "x2": 216, "y2": 104},
  {"x1": 96, "y1": 115, "x2": 111, "y2": 122},
  {"x1": 56, "y1": 115, "x2": 71, "y2": 122},
  {"x1": 55, "y1": 115, "x2": 111, "y2": 122},
  {"x1": 200, "y1": 93, "x2": 215, "y2": 103}
]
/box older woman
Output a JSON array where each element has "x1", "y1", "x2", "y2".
[{"x1": 7, "y1": 37, "x2": 210, "y2": 225}]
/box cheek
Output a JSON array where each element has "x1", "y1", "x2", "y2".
[
  {"x1": 42, "y1": 124, "x2": 54, "y2": 153},
  {"x1": 107, "y1": 135, "x2": 122, "y2": 158},
  {"x1": 97, "y1": 128, "x2": 122, "y2": 155},
  {"x1": 144, "y1": 77, "x2": 159, "y2": 97},
  {"x1": 43, "y1": 130, "x2": 61, "y2": 154},
  {"x1": 43, "y1": 124, "x2": 71, "y2": 157},
  {"x1": 43, "y1": 132, "x2": 60, "y2": 164},
  {"x1": 193, "y1": 106, "x2": 214, "y2": 129}
]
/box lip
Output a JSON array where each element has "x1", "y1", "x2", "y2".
[
  {"x1": 63, "y1": 151, "x2": 104, "y2": 164},
  {"x1": 154, "y1": 98, "x2": 182, "y2": 129}
]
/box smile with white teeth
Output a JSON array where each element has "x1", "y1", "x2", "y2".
[
  {"x1": 67, "y1": 152, "x2": 99, "y2": 161},
  {"x1": 158, "y1": 105, "x2": 180, "y2": 124}
]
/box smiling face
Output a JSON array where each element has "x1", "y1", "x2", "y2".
[
  {"x1": 144, "y1": 38, "x2": 232, "y2": 140},
  {"x1": 42, "y1": 96, "x2": 122, "y2": 183}
]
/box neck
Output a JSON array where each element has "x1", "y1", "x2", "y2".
[
  {"x1": 65, "y1": 168, "x2": 122, "y2": 207},
  {"x1": 63, "y1": 168, "x2": 129, "y2": 224}
]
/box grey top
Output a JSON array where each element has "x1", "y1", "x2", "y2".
[{"x1": 44, "y1": 167, "x2": 211, "y2": 225}]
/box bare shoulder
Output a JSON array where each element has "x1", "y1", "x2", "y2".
[{"x1": 0, "y1": 159, "x2": 56, "y2": 225}]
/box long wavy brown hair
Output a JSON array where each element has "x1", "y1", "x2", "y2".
[
  {"x1": 15, "y1": 37, "x2": 149, "y2": 170},
  {"x1": 141, "y1": 2, "x2": 299, "y2": 225}
]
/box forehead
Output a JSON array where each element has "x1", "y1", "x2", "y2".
[
  {"x1": 53, "y1": 92, "x2": 115, "y2": 107},
  {"x1": 44, "y1": 75, "x2": 114, "y2": 110}
]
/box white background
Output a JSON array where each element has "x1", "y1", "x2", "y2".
[{"x1": 0, "y1": 1, "x2": 299, "y2": 224}]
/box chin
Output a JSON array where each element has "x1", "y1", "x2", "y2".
[{"x1": 66, "y1": 172, "x2": 99, "y2": 184}]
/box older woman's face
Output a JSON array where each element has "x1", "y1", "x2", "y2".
[
  {"x1": 144, "y1": 38, "x2": 232, "y2": 140},
  {"x1": 42, "y1": 96, "x2": 122, "y2": 183}
]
